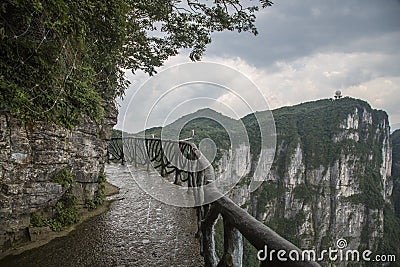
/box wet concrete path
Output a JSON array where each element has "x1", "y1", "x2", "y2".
[{"x1": 0, "y1": 163, "x2": 204, "y2": 267}]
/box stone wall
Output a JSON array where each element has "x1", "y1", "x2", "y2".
[{"x1": 0, "y1": 102, "x2": 117, "y2": 251}]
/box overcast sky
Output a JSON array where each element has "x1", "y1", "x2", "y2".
[{"x1": 117, "y1": 0, "x2": 400, "y2": 133}]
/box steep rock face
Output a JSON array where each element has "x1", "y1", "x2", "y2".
[
  {"x1": 211, "y1": 98, "x2": 393, "y2": 258},
  {"x1": 0, "y1": 103, "x2": 117, "y2": 251},
  {"x1": 390, "y1": 130, "x2": 400, "y2": 217},
  {"x1": 215, "y1": 144, "x2": 252, "y2": 206},
  {"x1": 216, "y1": 98, "x2": 392, "y2": 255}
]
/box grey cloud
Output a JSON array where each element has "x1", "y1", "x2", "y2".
[
  {"x1": 117, "y1": 62, "x2": 265, "y2": 133},
  {"x1": 205, "y1": 0, "x2": 400, "y2": 68}
]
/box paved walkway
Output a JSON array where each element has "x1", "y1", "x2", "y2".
[{"x1": 0, "y1": 163, "x2": 204, "y2": 267}]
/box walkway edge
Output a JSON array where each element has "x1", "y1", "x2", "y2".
[{"x1": 0, "y1": 181, "x2": 120, "y2": 260}]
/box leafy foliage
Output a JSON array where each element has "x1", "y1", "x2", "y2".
[
  {"x1": 214, "y1": 218, "x2": 224, "y2": 260},
  {"x1": 381, "y1": 204, "x2": 400, "y2": 267},
  {"x1": 242, "y1": 238, "x2": 260, "y2": 267},
  {"x1": 381, "y1": 129, "x2": 400, "y2": 266},
  {"x1": 1, "y1": 0, "x2": 272, "y2": 126},
  {"x1": 85, "y1": 172, "x2": 106, "y2": 210},
  {"x1": 112, "y1": 129, "x2": 123, "y2": 138},
  {"x1": 52, "y1": 190, "x2": 79, "y2": 229},
  {"x1": 30, "y1": 213, "x2": 47, "y2": 227},
  {"x1": 30, "y1": 189, "x2": 78, "y2": 231},
  {"x1": 50, "y1": 168, "x2": 74, "y2": 187},
  {"x1": 31, "y1": 168, "x2": 79, "y2": 230}
]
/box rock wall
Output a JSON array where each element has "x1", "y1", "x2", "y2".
[
  {"x1": 0, "y1": 103, "x2": 117, "y2": 251},
  {"x1": 215, "y1": 144, "x2": 252, "y2": 206},
  {"x1": 216, "y1": 103, "x2": 392, "y2": 257}
]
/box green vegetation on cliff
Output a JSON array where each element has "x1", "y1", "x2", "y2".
[
  {"x1": 85, "y1": 173, "x2": 106, "y2": 210},
  {"x1": 31, "y1": 189, "x2": 78, "y2": 231},
  {"x1": 1, "y1": 1, "x2": 128, "y2": 126},
  {"x1": 245, "y1": 97, "x2": 387, "y2": 170},
  {"x1": 381, "y1": 129, "x2": 400, "y2": 265},
  {"x1": 140, "y1": 108, "x2": 237, "y2": 163},
  {"x1": 392, "y1": 130, "x2": 400, "y2": 217},
  {"x1": 249, "y1": 98, "x2": 389, "y2": 253},
  {"x1": 142, "y1": 108, "x2": 233, "y2": 148},
  {"x1": 50, "y1": 168, "x2": 74, "y2": 187},
  {"x1": 30, "y1": 168, "x2": 79, "y2": 231},
  {"x1": 32, "y1": 171, "x2": 109, "y2": 231}
]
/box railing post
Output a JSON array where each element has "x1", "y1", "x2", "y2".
[
  {"x1": 121, "y1": 140, "x2": 125, "y2": 165},
  {"x1": 203, "y1": 223, "x2": 218, "y2": 267},
  {"x1": 134, "y1": 139, "x2": 137, "y2": 168},
  {"x1": 202, "y1": 204, "x2": 220, "y2": 267},
  {"x1": 174, "y1": 170, "x2": 182, "y2": 185},
  {"x1": 145, "y1": 139, "x2": 150, "y2": 170},
  {"x1": 217, "y1": 218, "x2": 242, "y2": 267},
  {"x1": 160, "y1": 150, "x2": 165, "y2": 177}
]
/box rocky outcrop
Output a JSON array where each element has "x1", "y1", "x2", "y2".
[{"x1": 0, "y1": 102, "x2": 117, "y2": 251}]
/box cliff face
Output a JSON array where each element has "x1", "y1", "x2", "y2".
[
  {"x1": 0, "y1": 103, "x2": 117, "y2": 251},
  {"x1": 214, "y1": 98, "x2": 392, "y2": 254},
  {"x1": 392, "y1": 130, "x2": 400, "y2": 217},
  {"x1": 215, "y1": 144, "x2": 252, "y2": 206}
]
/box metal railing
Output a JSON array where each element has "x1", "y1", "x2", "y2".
[{"x1": 107, "y1": 137, "x2": 320, "y2": 267}]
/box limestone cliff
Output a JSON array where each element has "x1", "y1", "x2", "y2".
[
  {"x1": 0, "y1": 103, "x2": 117, "y2": 251},
  {"x1": 211, "y1": 98, "x2": 393, "y2": 260},
  {"x1": 134, "y1": 97, "x2": 396, "y2": 264}
]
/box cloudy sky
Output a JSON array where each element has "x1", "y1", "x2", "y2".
[{"x1": 117, "y1": 0, "x2": 400, "y2": 133}]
